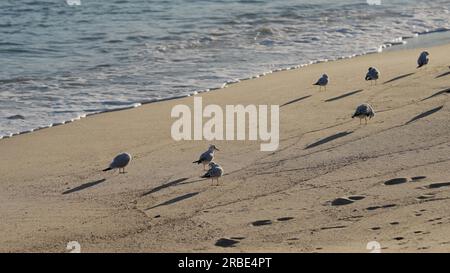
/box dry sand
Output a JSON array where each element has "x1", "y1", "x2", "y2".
[{"x1": 1, "y1": 43, "x2": 449, "y2": 253}]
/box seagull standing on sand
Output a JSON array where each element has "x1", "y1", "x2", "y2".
[
  {"x1": 313, "y1": 74, "x2": 329, "y2": 91},
  {"x1": 193, "y1": 144, "x2": 219, "y2": 170},
  {"x1": 352, "y1": 103, "x2": 375, "y2": 125},
  {"x1": 365, "y1": 67, "x2": 380, "y2": 85},
  {"x1": 201, "y1": 162, "x2": 224, "y2": 186},
  {"x1": 103, "y1": 152, "x2": 132, "y2": 173},
  {"x1": 417, "y1": 51, "x2": 429, "y2": 68}
]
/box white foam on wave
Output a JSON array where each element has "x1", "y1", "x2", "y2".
[{"x1": 66, "y1": 0, "x2": 81, "y2": 6}]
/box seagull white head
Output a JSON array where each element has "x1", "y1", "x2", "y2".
[
  {"x1": 208, "y1": 161, "x2": 219, "y2": 167},
  {"x1": 209, "y1": 144, "x2": 219, "y2": 151}
]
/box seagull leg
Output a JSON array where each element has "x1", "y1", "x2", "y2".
[{"x1": 365, "y1": 117, "x2": 368, "y2": 125}]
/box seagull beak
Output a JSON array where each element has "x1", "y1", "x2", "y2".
[{"x1": 215, "y1": 148, "x2": 220, "y2": 151}]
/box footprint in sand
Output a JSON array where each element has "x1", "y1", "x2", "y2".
[
  {"x1": 331, "y1": 196, "x2": 365, "y2": 206},
  {"x1": 348, "y1": 195, "x2": 366, "y2": 201},
  {"x1": 277, "y1": 217, "x2": 294, "y2": 222},
  {"x1": 384, "y1": 178, "x2": 408, "y2": 186},
  {"x1": 384, "y1": 176, "x2": 428, "y2": 186},
  {"x1": 251, "y1": 220, "x2": 272, "y2": 226},
  {"x1": 427, "y1": 182, "x2": 450, "y2": 189},
  {"x1": 215, "y1": 238, "x2": 240, "y2": 248},
  {"x1": 427, "y1": 217, "x2": 442, "y2": 222},
  {"x1": 251, "y1": 217, "x2": 294, "y2": 227},
  {"x1": 367, "y1": 204, "x2": 396, "y2": 211},
  {"x1": 411, "y1": 176, "x2": 427, "y2": 181},
  {"x1": 331, "y1": 198, "x2": 354, "y2": 206}
]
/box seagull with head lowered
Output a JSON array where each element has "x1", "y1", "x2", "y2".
[
  {"x1": 417, "y1": 51, "x2": 429, "y2": 68},
  {"x1": 313, "y1": 74, "x2": 329, "y2": 91},
  {"x1": 103, "y1": 152, "x2": 132, "y2": 174},
  {"x1": 201, "y1": 162, "x2": 224, "y2": 186},
  {"x1": 352, "y1": 103, "x2": 375, "y2": 125},
  {"x1": 193, "y1": 144, "x2": 219, "y2": 170},
  {"x1": 365, "y1": 67, "x2": 380, "y2": 85}
]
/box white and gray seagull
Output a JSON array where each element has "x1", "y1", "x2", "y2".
[
  {"x1": 103, "y1": 152, "x2": 132, "y2": 173},
  {"x1": 201, "y1": 162, "x2": 224, "y2": 186},
  {"x1": 417, "y1": 51, "x2": 429, "y2": 68},
  {"x1": 193, "y1": 144, "x2": 219, "y2": 170},
  {"x1": 313, "y1": 74, "x2": 329, "y2": 91},
  {"x1": 365, "y1": 67, "x2": 380, "y2": 85},
  {"x1": 352, "y1": 103, "x2": 375, "y2": 125}
]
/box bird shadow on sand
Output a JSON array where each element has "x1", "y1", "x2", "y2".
[
  {"x1": 405, "y1": 105, "x2": 443, "y2": 125},
  {"x1": 62, "y1": 178, "x2": 106, "y2": 195},
  {"x1": 141, "y1": 177, "x2": 189, "y2": 196},
  {"x1": 146, "y1": 192, "x2": 199, "y2": 210},
  {"x1": 421, "y1": 88, "x2": 450, "y2": 101},
  {"x1": 383, "y1": 73, "x2": 415, "y2": 84},
  {"x1": 305, "y1": 131, "x2": 353, "y2": 150},
  {"x1": 325, "y1": 89, "x2": 363, "y2": 102},
  {"x1": 178, "y1": 177, "x2": 210, "y2": 186},
  {"x1": 435, "y1": 71, "x2": 450, "y2": 79},
  {"x1": 281, "y1": 95, "x2": 312, "y2": 107}
]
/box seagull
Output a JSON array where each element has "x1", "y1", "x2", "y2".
[
  {"x1": 417, "y1": 51, "x2": 429, "y2": 68},
  {"x1": 103, "y1": 152, "x2": 132, "y2": 173},
  {"x1": 313, "y1": 74, "x2": 329, "y2": 91},
  {"x1": 365, "y1": 67, "x2": 380, "y2": 85},
  {"x1": 201, "y1": 162, "x2": 224, "y2": 186},
  {"x1": 352, "y1": 103, "x2": 375, "y2": 125},
  {"x1": 193, "y1": 144, "x2": 219, "y2": 170}
]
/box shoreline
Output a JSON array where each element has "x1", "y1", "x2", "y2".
[
  {"x1": 1, "y1": 41, "x2": 449, "y2": 252},
  {"x1": 1, "y1": 28, "x2": 449, "y2": 140}
]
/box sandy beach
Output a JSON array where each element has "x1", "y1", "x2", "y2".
[{"x1": 1, "y1": 43, "x2": 449, "y2": 253}]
